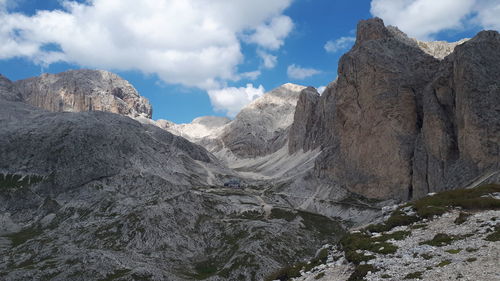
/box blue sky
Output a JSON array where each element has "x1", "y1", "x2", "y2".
[{"x1": 0, "y1": 0, "x2": 497, "y2": 123}]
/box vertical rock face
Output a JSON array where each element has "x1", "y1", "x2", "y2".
[
  {"x1": 413, "y1": 30, "x2": 500, "y2": 198},
  {"x1": 291, "y1": 18, "x2": 499, "y2": 200},
  {"x1": 13, "y1": 69, "x2": 152, "y2": 118},
  {"x1": 220, "y1": 83, "x2": 306, "y2": 158}
]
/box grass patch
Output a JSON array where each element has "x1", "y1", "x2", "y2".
[
  {"x1": 465, "y1": 247, "x2": 478, "y2": 252},
  {"x1": 445, "y1": 248, "x2": 461, "y2": 254},
  {"x1": 420, "y1": 233, "x2": 467, "y2": 247},
  {"x1": 404, "y1": 271, "x2": 423, "y2": 279},
  {"x1": 0, "y1": 174, "x2": 44, "y2": 189},
  {"x1": 484, "y1": 225, "x2": 500, "y2": 242},
  {"x1": 265, "y1": 248, "x2": 329, "y2": 281},
  {"x1": 5, "y1": 226, "x2": 42, "y2": 247},
  {"x1": 269, "y1": 208, "x2": 296, "y2": 222},
  {"x1": 98, "y1": 269, "x2": 131, "y2": 281},
  {"x1": 454, "y1": 212, "x2": 471, "y2": 225},
  {"x1": 421, "y1": 253, "x2": 433, "y2": 260},
  {"x1": 413, "y1": 184, "x2": 500, "y2": 218},
  {"x1": 366, "y1": 211, "x2": 419, "y2": 233},
  {"x1": 340, "y1": 232, "x2": 399, "y2": 263},
  {"x1": 193, "y1": 260, "x2": 219, "y2": 279},
  {"x1": 381, "y1": 274, "x2": 392, "y2": 279},
  {"x1": 466, "y1": 257, "x2": 477, "y2": 262},
  {"x1": 314, "y1": 272, "x2": 325, "y2": 279},
  {"x1": 436, "y1": 260, "x2": 451, "y2": 267},
  {"x1": 410, "y1": 224, "x2": 427, "y2": 229},
  {"x1": 347, "y1": 264, "x2": 378, "y2": 281}
]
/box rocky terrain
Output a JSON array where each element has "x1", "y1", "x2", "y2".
[
  {"x1": 280, "y1": 184, "x2": 500, "y2": 281},
  {"x1": 11, "y1": 69, "x2": 152, "y2": 118},
  {"x1": 0, "y1": 17, "x2": 499, "y2": 281},
  {"x1": 289, "y1": 18, "x2": 500, "y2": 201}
]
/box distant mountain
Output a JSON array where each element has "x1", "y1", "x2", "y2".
[{"x1": 10, "y1": 69, "x2": 152, "y2": 118}]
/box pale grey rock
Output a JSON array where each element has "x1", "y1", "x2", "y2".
[
  {"x1": 13, "y1": 69, "x2": 152, "y2": 118},
  {"x1": 219, "y1": 83, "x2": 306, "y2": 158},
  {"x1": 0, "y1": 97, "x2": 353, "y2": 281},
  {"x1": 290, "y1": 18, "x2": 499, "y2": 201}
]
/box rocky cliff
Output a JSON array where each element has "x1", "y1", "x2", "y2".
[
  {"x1": 12, "y1": 69, "x2": 152, "y2": 118},
  {"x1": 290, "y1": 18, "x2": 499, "y2": 201},
  {"x1": 162, "y1": 83, "x2": 307, "y2": 161}
]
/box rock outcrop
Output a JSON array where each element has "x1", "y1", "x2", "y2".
[
  {"x1": 163, "y1": 83, "x2": 307, "y2": 160},
  {"x1": 12, "y1": 69, "x2": 152, "y2": 118},
  {"x1": 290, "y1": 18, "x2": 499, "y2": 201}
]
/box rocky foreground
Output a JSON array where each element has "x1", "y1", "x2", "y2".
[{"x1": 274, "y1": 185, "x2": 500, "y2": 281}]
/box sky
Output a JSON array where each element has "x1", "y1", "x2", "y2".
[{"x1": 0, "y1": 0, "x2": 499, "y2": 123}]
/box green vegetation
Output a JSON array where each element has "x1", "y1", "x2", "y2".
[
  {"x1": 365, "y1": 210, "x2": 419, "y2": 233},
  {"x1": 0, "y1": 174, "x2": 44, "y2": 190},
  {"x1": 485, "y1": 225, "x2": 500, "y2": 242},
  {"x1": 410, "y1": 223, "x2": 427, "y2": 229},
  {"x1": 436, "y1": 260, "x2": 451, "y2": 267},
  {"x1": 466, "y1": 257, "x2": 477, "y2": 262},
  {"x1": 454, "y1": 212, "x2": 471, "y2": 225},
  {"x1": 420, "y1": 233, "x2": 468, "y2": 247},
  {"x1": 98, "y1": 269, "x2": 131, "y2": 281},
  {"x1": 340, "y1": 230, "x2": 411, "y2": 264},
  {"x1": 265, "y1": 248, "x2": 329, "y2": 281},
  {"x1": 421, "y1": 253, "x2": 433, "y2": 260},
  {"x1": 413, "y1": 184, "x2": 500, "y2": 218},
  {"x1": 347, "y1": 264, "x2": 377, "y2": 281},
  {"x1": 381, "y1": 274, "x2": 392, "y2": 279},
  {"x1": 5, "y1": 226, "x2": 43, "y2": 247},
  {"x1": 193, "y1": 260, "x2": 219, "y2": 279},
  {"x1": 445, "y1": 248, "x2": 461, "y2": 254},
  {"x1": 465, "y1": 247, "x2": 478, "y2": 252},
  {"x1": 314, "y1": 272, "x2": 325, "y2": 279},
  {"x1": 404, "y1": 271, "x2": 423, "y2": 279},
  {"x1": 269, "y1": 208, "x2": 296, "y2": 221}
]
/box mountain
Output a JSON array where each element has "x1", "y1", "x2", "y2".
[
  {"x1": 288, "y1": 18, "x2": 500, "y2": 201},
  {"x1": 161, "y1": 83, "x2": 307, "y2": 161},
  {"x1": 0, "y1": 75, "x2": 355, "y2": 280},
  {"x1": 0, "y1": 17, "x2": 499, "y2": 281},
  {"x1": 11, "y1": 69, "x2": 152, "y2": 118}
]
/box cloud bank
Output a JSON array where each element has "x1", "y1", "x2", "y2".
[
  {"x1": 324, "y1": 36, "x2": 356, "y2": 53},
  {"x1": 371, "y1": 0, "x2": 500, "y2": 40},
  {"x1": 208, "y1": 84, "x2": 265, "y2": 117},
  {"x1": 0, "y1": 0, "x2": 293, "y2": 116},
  {"x1": 287, "y1": 64, "x2": 321, "y2": 80}
]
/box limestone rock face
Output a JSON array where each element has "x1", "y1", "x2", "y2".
[
  {"x1": 219, "y1": 83, "x2": 306, "y2": 158},
  {"x1": 288, "y1": 87, "x2": 321, "y2": 154},
  {"x1": 290, "y1": 18, "x2": 499, "y2": 201},
  {"x1": 13, "y1": 69, "x2": 152, "y2": 118},
  {"x1": 412, "y1": 30, "x2": 500, "y2": 198},
  {"x1": 161, "y1": 83, "x2": 306, "y2": 160}
]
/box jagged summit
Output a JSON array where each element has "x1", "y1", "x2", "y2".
[{"x1": 10, "y1": 69, "x2": 153, "y2": 118}]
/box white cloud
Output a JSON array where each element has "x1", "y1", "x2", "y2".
[
  {"x1": 370, "y1": 0, "x2": 500, "y2": 40},
  {"x1": 208, "y1": 84, "x2": 265, "y2": 117},
  {"x1": 287, "y1": 64, "x2": 321, "y2": 80},
  {"x1": 474, "y1": 0, "x2": 500, "y2": 30},
  {"x1": 240, "y1": 70, "x2": 261, "y2": 80},
  {"x1": 324, "y1": 36, "x2": 355, "y2": 53},
  {"x1": 245, "y1": 15, "x2": 293, "y2": 50},
  {"x1": 257, "y1": 50, "x2": 278, "y2": 69},
  {"x1": 0, "y1": 0, "x2": 293, "y2": 90}
]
